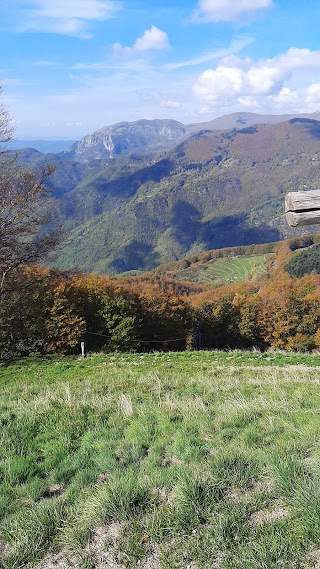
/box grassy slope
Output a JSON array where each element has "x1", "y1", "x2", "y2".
[
  {"x1": 163, "y1": 253, "x2": 273, "y2": 287},
  {"x1": 201, "y1": 254, "x2": 270, "y2": 285},
  {"x1": 1, "y1": 351, "x2": 320, "y2": 568},
  {"x1": 151, "y1": 235, "x2": 320, "y2": 288}
]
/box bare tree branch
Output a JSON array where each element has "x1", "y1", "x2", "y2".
[
  {"x1": 0, "y1": 84, "x2": 14, "y2": 150},
  {"x1": 0, "y1": 84, "x2": 61, "y2": 294}
]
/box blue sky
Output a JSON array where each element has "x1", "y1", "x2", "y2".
[{"x1": 1, "y1": 0, "x2": 320, "y2": 139}]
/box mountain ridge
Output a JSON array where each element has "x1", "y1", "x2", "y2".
[
  {"x1": 60, "y1": 111, "x2": 320, "y2": 163},
  {"x1": 12, "y1": 112, "x2": 320, "y2": 275},
  {"x1": 50, "y1": 117, "x2": 320, "y2": 274}
]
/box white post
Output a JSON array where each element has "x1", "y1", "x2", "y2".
[{"x1": 81, "y1": 341, "x2": 85, "y2": 360}]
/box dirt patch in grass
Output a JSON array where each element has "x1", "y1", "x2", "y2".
[
  {"x1": 0, "y1": 538, "x2": 11, "y2": 560},
  {"x1": 45, "y1": 484, "x2": 64, "y2": 498},
  {"x1": 138, "y1": 543, "x2": 161, "y2": 569},
  {"x1": 161, "y1": 456, "x2": 182, "y2": 467},
  {"x1": 153, "y1": 487, "x2": 174, "y2": 506},
  {"x1": 226, "y1": 479, "x2": 274, "y2": 504},
  {"x1": 86, "y1": 522, "x2": 123, "y2": 568},
  {"x1": 225, "y1": 487, "x2": 249, "y2": 503},
  {"x1": 304, "y1": 548, "x2": 320, "y2": 569},
  {"x1": 87, "y1": 523, "x2": 162, "y2": 569},
  {"x1": 252, "y1": 479, "x2": 274, "y2": 494},
  {"x1": 34, "y1": 550, "x2": 79, "y2": 569},
  {"x1": 97, "y1": 472, "x2": 111, "y2": 483},
  {"x1": 250, "y1": 504, "x2": 289, "y2": 526}
]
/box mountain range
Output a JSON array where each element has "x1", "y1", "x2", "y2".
[
  {"x1": 61, "y1": 111, "x2": 320, "y2": 163},
  {"x1": 15, "y1": 112, "x2": 320, "y2": 275}
]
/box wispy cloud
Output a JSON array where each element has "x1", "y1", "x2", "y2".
[
  {"x1": 2, "y1": 78, "x2": 30, "y2": 87},
  {"x1": 33, "y1": 60, "x2": 57, "y2": 67},
  {"x1": 72, "y1": 62, "x2": 115, "y2": 70},
  {"x1": 15, "y1": 0, "x2": 122, "y2": 38},
  {"x1": 164, "y1": 37, "x2": 252, "y2": 70},
  {"x1": 71, "y1": 59, "x2": 152, "y2": 73},
  {"x1": 114, "y1": 25, "x2": 170, "y2": 55},
  {"x1": 193, "y1": 0, "x2": 273, "y2": 23}
]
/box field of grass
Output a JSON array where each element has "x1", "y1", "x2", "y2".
[
  {"x1": 1, "y1": 350, "x2": 320, "y2": 568},
  {"x1": 200, "y1": 255, "x2": 271, "y2": 286},
  {"x1": 169, "y1": 254, "x2": 272, "y2": 286}
]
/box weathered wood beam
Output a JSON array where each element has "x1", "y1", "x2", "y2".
[
  {"x1": 286, "y1": 210, "x2": 320, "y2": 227},
  {"x1": 285, "y1": 190, "x2": 320, "y2": 227}
]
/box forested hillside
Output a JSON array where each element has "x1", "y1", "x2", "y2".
[
  {"x1": 3, "y1": 234, "x2": 320, "y2": 358},
  {"x1": 15, "y1": 117, "x2": 320, "y2": 275},
  {"x1": 52, "y1": 118, "x2": 320, "y2": 274}
]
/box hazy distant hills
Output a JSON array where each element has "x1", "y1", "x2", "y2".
[
  {"x1": 8, "y1": 140, "x2": 75, "y2": 154},
  {"x1": 188, "y1": 111, "x2": 320, "y2": 133},
  {"x1": 14, "y1": 112, "x2": 320, "y2": 275}
]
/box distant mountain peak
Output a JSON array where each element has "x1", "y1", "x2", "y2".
[{"x1": 61, "y1": 118, "x2": 188, "y2": 162}]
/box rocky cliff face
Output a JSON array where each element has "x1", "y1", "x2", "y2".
[{"x1": 62, "y1": 119, "x2": 189, "y2": 162}]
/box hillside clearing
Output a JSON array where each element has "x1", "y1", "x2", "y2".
[
  {"x1": 165, "y1": 253, "x2": 272, "y2": 286},
  {"x1": 200, "y1": 254, "x2": 271, "y2": 286},
  {"x1": 1, "y1": 351, "x2": 320, "y2": 568}
]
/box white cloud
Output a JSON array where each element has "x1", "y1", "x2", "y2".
[
  {"x1": 271, "y1": 87, "x2": 298, "y2": 106},
  {"x1": 7, "y1": 40, "x2": 320, "y2": 139},
  {"x1": 193, "y1": 48, "x2": 320, "y2": 102},
  {"x1": 276, "y1": 48, "x2": 320, "y2": 70},
  {"x1": 17, "y1": 0, "x2": 121, "y2": 38},
  {"x1": 114, "y1": 26, "x2": 170, "y2": 55},
  {"x1": 193, "y1": 64, "x2": 288, "y2": 100},
  {"x1": 193, "y1": 0, "x2": 273, "y2": 23},
  {"x1": 306, "y1": 83, "x2": 320, "y2": 104}
]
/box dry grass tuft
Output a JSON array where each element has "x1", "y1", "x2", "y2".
[{"x1": 118, "y1": 394, "x2": 133, "y2": 417}]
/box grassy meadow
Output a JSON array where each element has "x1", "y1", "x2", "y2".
[
  {"x1": 200, "y1": 254, "x2": 271, "y2": 286},
  {"x1": 1, "y1": 350, "x2": 320, "y2": 568}
]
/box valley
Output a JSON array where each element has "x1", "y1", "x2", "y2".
[{"x1": 14, "y1": 112, "x2": 320, "y2": 275}]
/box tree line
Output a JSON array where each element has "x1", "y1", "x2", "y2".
[{"x1": 2, "y1": 261, "x2": 320, "y2": 358}]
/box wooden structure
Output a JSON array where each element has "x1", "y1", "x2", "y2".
[{"x1": 285, "y1": 190, "x2": 320, "y2": 227}]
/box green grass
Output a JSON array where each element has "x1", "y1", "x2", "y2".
[
  {"x1": 201, "y1": 254, "x2": 271, "y2": 286},
  {"x1": 1, "y1": 350, "x2": 320, "y2": 568},
  {"x1": 168, "y1": 254, "x2": 273, "y2": 286}
]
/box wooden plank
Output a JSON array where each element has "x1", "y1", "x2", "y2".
[
  {"x1": 285, "y1": 190, "x2": 320, "y2": 213},
  {"x1": 286, "y1": 210, "x2": 320, "y2": 227}
]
